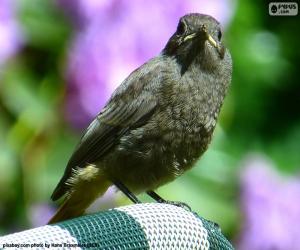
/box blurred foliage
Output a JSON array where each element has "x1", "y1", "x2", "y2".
[
  {"x1": 0, "y1": 0, "x2": 299, "y2": 243},
  {"x1": 0, "y1": 0, "x2": 74, "y2": 232},
  {"x1": 225, "y1": 1, "x2": 300, "y2": 174}
]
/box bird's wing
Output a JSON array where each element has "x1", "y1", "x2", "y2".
[{"x1": 51, "y1": 68, "x2": 158, "y2": 201}]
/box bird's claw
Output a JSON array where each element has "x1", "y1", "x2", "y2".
[{"x1": 160, "y1": 200, "x2": 192, "y2": 211}]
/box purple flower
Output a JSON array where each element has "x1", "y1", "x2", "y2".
[
  {"x1": 58, "y1": 0, "x2": 234, "y2": 30},
  {"x1": 59, "y1": 0, "x2": 235, "y2": 129},
  {"x1": 56, "y1": 0, "x2": 111, "y2": 29},
  {"x1": 0, "y1": 0, "x2": 23, "y2": 67},
  {"x1": 238, "y1": 155, "x2": 300, "y2": 250}
]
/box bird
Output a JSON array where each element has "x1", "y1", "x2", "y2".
[{"x1": 49, "y1": 13, "x2": 232, "y2": 224}]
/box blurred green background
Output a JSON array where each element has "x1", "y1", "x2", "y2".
[{"x1": 0, "y1": 0, "x2": 299, "y2": 248}]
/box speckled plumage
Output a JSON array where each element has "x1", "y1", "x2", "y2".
[{"x1": 49, "y1": 13, "x2": 232, "y2": 223}]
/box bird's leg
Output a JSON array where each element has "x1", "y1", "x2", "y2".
[
  {"x1": 146, "y1": 190, "x2": 166, "y2": 203},
  {"x1": 113, "y1": 181, "x2": 141, "y2": 204},
  {"x1": 147, "y1": 190, "x2": 191, "y2": 211}
]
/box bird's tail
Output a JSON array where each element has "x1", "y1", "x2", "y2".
[{"x1": 48, "y1": 173, "x2": 110, "y2": 224}]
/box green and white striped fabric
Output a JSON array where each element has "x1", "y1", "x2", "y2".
[{"x1": 0, "y1": 203, "x2": 234, "y2": 249}]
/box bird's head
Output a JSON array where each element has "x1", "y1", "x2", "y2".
[{"x1": 163, "y1": 13, "x2": 227, "y2": 70}]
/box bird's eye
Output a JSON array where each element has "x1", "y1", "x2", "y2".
[
  {"x1": 217, "y1": 30, "x2": 222, "y2": 41},
  {"x1": 177, "y1": 20, "x2": 187, "y2": 35}
]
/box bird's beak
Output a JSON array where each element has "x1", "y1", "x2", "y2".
[
  {"x1": 183, "y1": 33, "x2": 197, "y2": 42},
  {"x1": 207, "y1": 34, "x2": 218, "y2": 48},
  {"x1": 182, "y1": 26, "x2": 225, "y2": 59},
  {"x1": 201, "y1": 25, "x2": 225, "y2": 59},
  {"x1": 183, "y1": 30, "x2": 218, "y2": 47}
]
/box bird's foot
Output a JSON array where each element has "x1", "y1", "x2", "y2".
[
  {"x1": 146, "y1": 190, "x2": 192, "y2": 211},
  {"x1": 160, "y1": 200, "x2": 192, "y2": 211}
]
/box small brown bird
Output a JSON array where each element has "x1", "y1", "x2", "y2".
[{"x1": 49, "y1": 13, "x2": 232, "y2": 223}]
